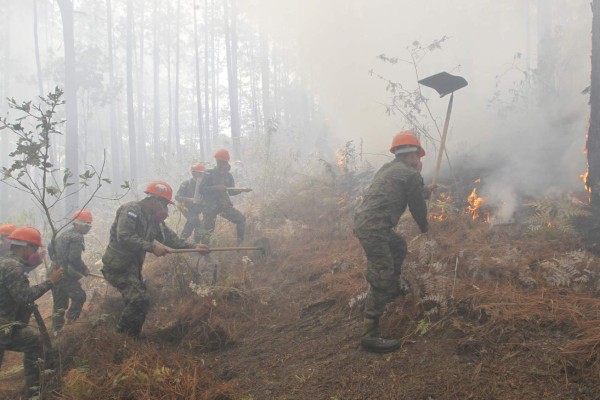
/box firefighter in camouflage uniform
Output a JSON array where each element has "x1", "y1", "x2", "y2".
[
  {"x1": 101, "y1": 181, "x2": 209, "y2": 338},
  {"x1": 49, "y1": 210, "x2": 93, "y2": 333},
  {"x1": 175, "y1": 163, "x2": 206, "y2": 243},
  {"x1": 0, "y1": 224, "x2": 17, "y2": 258},
  {"x1": 0, "y1": 227, "x2": 63, "y2": 398},
  {"x1": 354, "y1": 131, "x2": 433, "y2": 353},
  {"x1": 198, "y1": 149, "x2": 251, "y2": 245}
]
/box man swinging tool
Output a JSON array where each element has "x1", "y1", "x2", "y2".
[
  {"x1": 198, "y1": 149, "x2": 252, "y2": 245},
  {"x1": 175, "y1": 163, "x2": 206, "y2": 243},
  {"x1": 101, "y1": 181, "x2": 210, "y2": 338},
  {"x1": 354, "y1": 132, "x2": 434, "y2": 353}
]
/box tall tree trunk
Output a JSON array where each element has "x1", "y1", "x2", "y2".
[
  {"x1": 194, "y1": 0, "x2": 205, "y2": 160},
  {"x1": 173, "y1": 0, "x2": 182, "y2": 157},
  {"x1": 166, "y1": 1, "x2": 173, "y2": 153},
  {"x1": 224, "y1": 0, "x2": 241, "y2": 159},
  {"x1": 0, "y1": 0, "x2": 10, "y2": 220},
  {"x1": 153, "y1": 0, "x2": 161, "y2": 166},
  {"x1": 33, "y1": 0, "x2": 44, "y2": 97},
  {"x1": 56, "y1": 0, "x2": 79, "y2": 212},
  {"x1": 136, "y1": 2, "x2": 147, "y2": 179},
  {"x1": 204, "y1": 0, "x2": 211, "y2": 157},
  {"x1": 259, "y1": 17, "x2": 272, "y2": 128},
  {"x1": 126, "y1": 0, "x2": 138, "y2": 186},
  {"x1": 211, "y1": 0, "x2": 218, "y2": 147},
  {"x1": 588, "y1": 0, "x2": 600, "y2": 207},
  {"x1": 106, "y1": 0, "x2": 121, "y2": 189}
]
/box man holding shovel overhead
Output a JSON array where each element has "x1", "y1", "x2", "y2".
[
  {"x1": 354, "y1": 132, "x2": 434, "y2": 353},
  {"x1": 101, "y1": 181, "x2": 209, "y2": 338}
]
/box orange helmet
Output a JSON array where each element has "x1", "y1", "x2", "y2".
[
  {"x1": 0, "y1": 224, "x2": 17, "y2": 237},
  {"x1": 390, "y1": 130, "x2": 426, "y2": 157},
  {"x1": 72, "y1": 210, "x2": 93, "y2": 225},
  {"x1": 8, "y1": 227, "x2": 43, "y2": 248},
  {"x1": 190, "y1": 163, "x2": 205, "y2": 174},
  {"x1": 214, "y1": 149, "x2": 231, "y2": 162},
  {"x1": 144, "y1": 181, "x2": 174, "y2": 204}
]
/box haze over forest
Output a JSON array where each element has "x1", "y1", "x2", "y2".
[{"x1": 0, "y1": 0, "x2": 592, "y2": 224}]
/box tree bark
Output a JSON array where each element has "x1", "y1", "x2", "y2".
[
  {"x1": 136, "y1": 2, "x2": 147, "y2": 179},
  {"x1": 173, "y1": 0, "x2": 182, "y2": 157},
  {"x1": 204, "y1": 0, "x2": 211, "y2": 157},
  {"x1": 56, "y1": 0, "x2": 80, "y2": 212},
  {"x1": 194, "y1": 0, "x2": 205, "y2": 160},
  {"x1": 588, "y1": 0, "x2": 600, "y2": 207},
  {"x1": 126, "y1": 0, "x2": 138, "y2": 186},
  {"x1": 153, "y1": 0, "x2": 161, "y2": 166},
  {"x1": 106, "y1": 0, "x2": 121, "y2": 189},
  {"x1": 33, "y1": 0, "x2": 44, "y2": 97},
  {"x1": 224, "y1": 0, "x2": 241, "y2": 160},
  {"x1": 259, "y1": 17, "x2": 272, "y2": 129}
]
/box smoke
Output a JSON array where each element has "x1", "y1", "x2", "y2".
[{"x1": 250, "y1": 0, "x2": 591, "y2": 220}]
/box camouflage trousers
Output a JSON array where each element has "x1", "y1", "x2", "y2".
[
  {"x1": 181, "y1": 212, "x2": 203, "y2": 243},
  {"x1": 52, "y1": 279, "x2": 87, "y2": 332},
  {"x1": 201, "y1": 207, "x2": 246, "y2": 244},
  {"x1": 102, "y1": 249, "x2": 149, "y2": 337},
  {"x1": 355, "y1": 229, "x2": 407, "y2": 320},
  {"x1": 0, "y1": 327, "x2": 44, "y2": 396}
]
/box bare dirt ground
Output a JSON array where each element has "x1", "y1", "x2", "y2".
[{"x1": 2, "y1": 214, "x2": 600, "y2": 399}]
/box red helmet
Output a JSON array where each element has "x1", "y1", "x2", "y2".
[
  {"x1": 190, "y1": 163, "x2": 205, "y2": 174},
  {"x1": 8, "y1": 227, "x2": 43, "y2": 248},
  {"x1": 390, "y1": 130, "x2": 426, "y2": 157},
  {"x1": 0, "y1": 224, "x2": 17, "y2": 237},
  {"x1": 144, "y1": 181, "x2": 174, "y2": 204},
  {"x1": 72, "y1": 210, "x2": 93, "y2": 225},
  {"x1": 214, "y1": 149, "x2": 231, "y2": 162}
]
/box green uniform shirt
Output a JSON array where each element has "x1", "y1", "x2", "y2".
[
  {"x1": 175, "y1": 177, "x2": 203, "y2": 214},
  {"x1": 49, "y1": 227, "x2": 88, "y2": 280},
  {"x1": 0, "y1": 254, "x2": 53, "y2": 336},
  {"x1": 105, "y1": 201, "x2": 192, "y2": 256},
  {"x1": 354, "y1": 158, "x2": 429, "y2": 234}
]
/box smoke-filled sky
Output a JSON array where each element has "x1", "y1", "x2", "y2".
[
  {"x1": 245, "y1": 0, "x2": 591, "y2": 216},
  {"x1": 0, "y1": 0, "x2": 594, "y2": 223}
]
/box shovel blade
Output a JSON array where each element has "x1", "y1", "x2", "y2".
[
  {"x1": 419, "y1": 72, "x2": 468, "y2": 97},
  {"x1": 253, "y1": 237, "x2": 272, "y2": 259}
]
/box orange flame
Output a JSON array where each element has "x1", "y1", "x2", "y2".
[
  {"x1": 580, "y1": 171, "x2": 591, "y2": 193},
  {"x1": 466, "y1": 188, "x2": 490, "y2": 222},
  {"x1": 430, "y1": 192, "x2": 452, "y2": 221}
]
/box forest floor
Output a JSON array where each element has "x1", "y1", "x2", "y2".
[{"x1": 2, "y1": 208, "x2": 600, "y2": 399}]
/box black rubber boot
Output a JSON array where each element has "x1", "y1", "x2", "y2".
[{"x1": 360, "y1": 318, "x2": 401, "y2": 354}]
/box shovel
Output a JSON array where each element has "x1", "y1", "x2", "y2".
[{"x1": 418, "y1": 72, "x2": 468, "y2": 188}]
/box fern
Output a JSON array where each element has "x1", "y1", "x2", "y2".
[{"x1": 525, "y1": 196, "x2": 591, "y2": 235}]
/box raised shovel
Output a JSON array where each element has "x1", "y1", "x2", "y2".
[{"x1": 418, "y1": 72, "x2": 468, "y2": 189}]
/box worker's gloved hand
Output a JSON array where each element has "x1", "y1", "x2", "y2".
[
  {"x1": 195, "y1": 244, "x2": 210, "y2": 255},
  {"x1": 152, "y1": 243, "x2": 170, "y2": 257},
  {"x1": 49, "y1": 267, "x2": 64, "y2": 284},
  {"x1": 213, "y1": 185, "x2": 227, "y2": 193}
]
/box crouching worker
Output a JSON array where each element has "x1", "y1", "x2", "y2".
[
  {"x1": 49, "y1": 210, "x2": 93, "y2": 334},
  {"x1": 0, "y1": 227, "x2": 63, "y2": 398},
  {"x1": 101, "y1": 181, "x2": 210, "y2": 338},
  {"x1": 353, "y1": 131, "x2": 432, "y2": 353}
]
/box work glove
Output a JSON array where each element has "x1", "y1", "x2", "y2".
[{"x1": 195, "y1": 244, "x2": 210, "y2": 255}]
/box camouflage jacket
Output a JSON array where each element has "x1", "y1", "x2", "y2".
[
  {"x1": 354, "y1": 158, "x2": 429, "y2": 234},
  {"x1": 48, "y1": 227, "x2": 88, "y2": 280},
  {"x1": 0, "y1": 254, "x2": 53, "y2": 339},
  {"x1": 175, "y1": 177, "x2": 203, "y2": 214},
  {"x1": 198, "y1": 167, "x2": 241, "y2": 211},
  {"x1": 103, "y1": 201, "x2": 192, "y2": 263}
]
